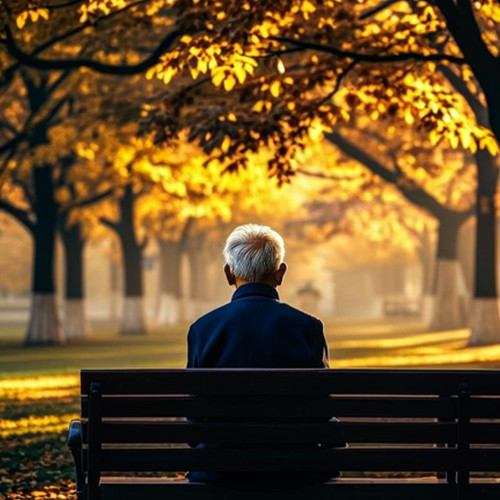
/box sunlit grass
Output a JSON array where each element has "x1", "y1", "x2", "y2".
[
  {"x1": 334, "y1": 342, "x2": 500, "y2": 367},
  {"x1": 332, "y1": 329, "x2": 469, "y2": 350},
  {"x1": 330, "y1": 328, "x2": 500, "y2": 368},
  {"x1": 1, "y1": 413, "x2": 79, "y2": 438},
  {"x1": 0, "y1": 375, "x2": 79, "y2": 400}
]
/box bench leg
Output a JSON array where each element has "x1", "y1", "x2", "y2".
[{"x1": 67, "y1": 419, "x2": 86, "y2": 500}]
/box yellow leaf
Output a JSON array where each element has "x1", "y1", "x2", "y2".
[
  {"x1": 145, "y1": 66, "x2": 158, "y2": 80},
  {"x1": 469, "y1": 136, "x2": 478, "y2": 153},
  {"x1": 277, "y1": 58, "x2": 286, "y2": 74},
  {"x1": 302, "y1": 0, "x2": 316, "y2": 13},
  {"x1": 234, "y1": 66, "x2": 246, "y2": 84},
  {"x1": 459, "y1": 130, "x2": 470, "y2": 149},
  {"x1": 221, "y1": 135, "x2": 231, "y2": 152},
  {"x1": 198, "y1": 58, "x2": 208, "y2": 74},
  {"x1": 270, "y1": 80, "x2": 281, "y2": 98},
  {"x1": 212, "y1": 69, "x2": 226, "y2": 87},
  {"x1": 189, "y1": 65, "x2": 199, "y2": 80},
  {"x1": 227, "y1": 113, "x2": 237, "y2": 122},
  {"x1": 252, "y1": 100, "x2": 266, "y2": 112},
  {"x1": 16, "y1": 12, "x2": 28, "y2": 29},
  {"x1": 404, "y1": 109, "x2": 414, "y2": 125},
  {"x1": 223, "y1": 74, "x2": 236, "y2": 91},
  {"x1": 483, "y1": 136, "x2": 499, "y2": 156},
  {"x1": 38, "y1": 8, "x2": 50, "y2": 20},
  {"x1": 429, "y1": 129, "x2": 440, "y2": 146},
  {"x1": 161, "y1": 67, "x2": 176, "y2": 85}
]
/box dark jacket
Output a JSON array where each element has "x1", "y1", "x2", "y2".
[
  {"x1": 187, "y1": 283, "x2": 328, "y2": 369},
  {"x1": 186, "y1": 283, "x2": 334, "y2": 490}
]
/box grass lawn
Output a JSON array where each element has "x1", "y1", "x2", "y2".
[{"x1": 2, "y1": 318, "x2": 500, "y2": 499}]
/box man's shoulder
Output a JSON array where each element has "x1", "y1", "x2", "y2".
[
  {"x1": 279, "y1": 302, "x2": 323, "y2": 327},
  {"x1": 189, "y1": 302, "x2": 234, "y2": 329},
  {"x1": 190, "y1": 300, "x2": 322, "y2": 330}
]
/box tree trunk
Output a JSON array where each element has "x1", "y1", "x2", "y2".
[
  {"x1": 156, "y1": 239, "x2": 182, "y2": 325},
  {"x1": 60, "y1": 220, "x2": 91, "y2": 340},
  {"x1": 25, "y1": 165, "x2": 64, "y2": 345},
  {"x1": 430, "y1": 214, "x2": 468, "y2": 331},
  {"x1": 417, "y1": 227, "x2": 435, "y2": 323},
  {"x1": 469, "y1": 149, "x2": 500, "y2": 345},
  {"x1": 117, "y1": 185, "x2": 146, "y2": 335},
  {"x1": 109, "y1": 253, "x2": 121, "y2": 321}
]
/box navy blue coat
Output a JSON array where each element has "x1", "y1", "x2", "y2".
[
  {"x1": 187, "y1": 283, "x2": 328, "y2": 369},
  {"x1": 186, "y1": 283, "x2": 334, "y2": 490}
]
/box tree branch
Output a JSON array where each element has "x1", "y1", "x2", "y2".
[
  {"x1": 63, "y1": 187, "x2": 114, "y2": 212},
  {"x1": 0, "y1": 118, "x2": 20, "y2": 137},
  {"x1": 438, "y1": 64, "x2": 487, "y2": 126},
  {"x1": 326, "y1": 131, "x2": 455, "y2": 219},
  {"x1": 4, "y1": 25, "x2": 181, "y2": 75},
  {"x1": 0, "y1": 140, "x2": 21, "y2": 177},
  {"x1": 270, "y1": 36, "x2": 465, "y2": 65},
  {"x1": 296, "y1": 168, "x2": 360, "y2": 181},
  {"x1": 46, "y1": 69, "x2": 73, "y2": 96},
  {"x1": 0, "y1": 134, "x2": 25, "y2": 156},
  {"x1": 100, "y1": 217, "x2": 119, "y2": 232},
  {"x1": 0, "y1": 199, "x2": 35, "y2": 232},
  {"x1": 30, "y1": 0, "x2": 85, "y2": 10},
  {"x1": 435, "y1": 0, "x2": 496, "y2": 82},
  {"x1": 1, "y1": 0, "x2": 156, "y2": 87}
]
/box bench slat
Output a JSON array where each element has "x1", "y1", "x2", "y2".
[
  {"x1": 81, "y1": 369, "x2": 500, "y2": 396},
  {"x1": 82, "y1": 421, "x2": 500, "y2": 444},
  {"x1": 83, "y1": 447, "x2": 458, "y2": 472},
  {"x1": 99, "y1": 480, "x2": 499, "y2": 500},
  {"x1": 82, "y1": 421, "x2": 459, "y2": 444},
  {"x1": 81, "y1": 396, "x2": 459, "y2": 419}
]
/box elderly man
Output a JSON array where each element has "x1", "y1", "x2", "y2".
[
  {"x1": 187, "y1": 223, "x2": 329, "y2": 369},
  {"x1": 186, "y1": 224, "x2": 336, "y2": 490}
]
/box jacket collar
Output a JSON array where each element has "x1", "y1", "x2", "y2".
[{"x1": 231, "y1": 283, "x2": 280, "y2": 301}]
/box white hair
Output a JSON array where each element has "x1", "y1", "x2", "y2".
[{"x1": 223, "y1": 224, "x2": 285, "y2": 282}]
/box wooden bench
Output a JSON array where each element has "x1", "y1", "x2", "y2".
[
  {"x1": 382, "y1": 296, "x2": 422, "y2": 317},
  {"x1": 68, "y1": 368, "x2": 500, "y2": 500}
]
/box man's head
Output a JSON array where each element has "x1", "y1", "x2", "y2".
[{"x1": 223, "y1": 224, "x2": 287, "y2": 288}]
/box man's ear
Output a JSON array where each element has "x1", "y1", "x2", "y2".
[
  {"x1": 224, "y1": 264, "x2": 235, "y2": 286},
  {"x1": 274, "y1": 262, "x2": 287, "y2": 286}
]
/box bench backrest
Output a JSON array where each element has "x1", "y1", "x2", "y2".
[{"x1": 80, "y1": 369, "x2": 500, "y2": 498}]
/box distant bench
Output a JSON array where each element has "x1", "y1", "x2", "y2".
[
  {"x1": 68, "y1": 368, "x2": 500, "y2": 500},
  {"x1": 382, "y1": 296, "x2": 422, "y2": 317}
]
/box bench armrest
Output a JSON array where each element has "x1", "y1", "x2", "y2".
[{"x1": 67, "y1": 419, "x2": 86, "y2": 500}]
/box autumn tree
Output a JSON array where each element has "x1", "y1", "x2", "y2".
[
  {"x1": 0, "y1": 66, "x2": 128, "y2": 343},
  {"x1": 0, "y1": 69, "x2": 74, "y2": 345},
  {"x1": 325, "y1": 123, "x2": 475, "y2": 330},
  {"x1": 55, "y1": 149, "x2": 116, "y2": 340},
  {"x1": 6, "y1": 0, "x2": 500, "y2": 344},
  {"x1": 138, "y1": 0, "x2": 500, "y2": 343},
  {"x1": 0, "y1": 1, "x2": 180, "y2": 80}
]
